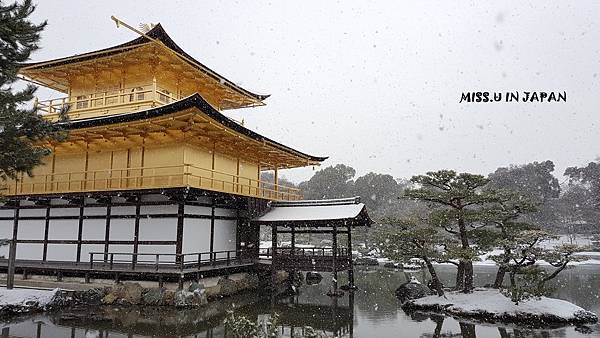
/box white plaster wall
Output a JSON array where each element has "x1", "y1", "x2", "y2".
[
  {"x1": 84, "y1": 206, "x2": 107, "y2": 216},
  {"x1": 80, "y1": 244, "x2": 106, "y2": 262},
  {"x1": 0, "y1": 219, "x2": 11, "y2": 258},
  {"x1": 17, "y1": 220, "x2": 45, "y2": 240},
  {"x1": 139, "y1": 217, "x2": 176, "y2": 241},
  {"x1": 20, "y1": 208, "x2": 46, "y2": 217},
  {"x1": 82, "y1": 218, "x2": 106, "y2": 240},
  {"x1": 16, "y1": 243, "x2": 43, "y2": 260},
  {"x1": 213, "y1": 219, "x2": 237, "y2": 252},
  {"x1": 50, "y1": 208, "x2": 79, "y2": 217},
  {"x1": 141, "y1": 204, "x2": 178, "y2": 215},
  {"x1": 185, "y1": 205, "x2": 211, "y2": 215},
  {"x1": 137, "y1": 245, "x2": 176, "y2": 262},
  {"x1": 111, "y1": 206, "x2": 135, "y2": 215},
  {"x1": 109, "y1": 219, "x2": 134, "y2": 241},
  {"x1": 182, "y1": 218, "x2": 211, "y2": 253},
  {"x1": 46, "y1": 244, "x2": 77, "y2": 261},
  {"x1": 0, "y1": 209, "x2": 14, "y2": 217},
  {"x1": 107, "y1": 245, "x2": 134, "y2": 261},
  {"x1": 48, "y1": 219, "x2": 78, "y2": 240}
]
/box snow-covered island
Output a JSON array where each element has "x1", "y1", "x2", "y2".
[
  {"x1": 0, "y1": 288, "x2": 61, "y2": 317},
  {"x1": 403, "y1": 288, "x2": 598, "y2": 326}
]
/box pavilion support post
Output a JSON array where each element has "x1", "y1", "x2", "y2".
[
  {"x1": 104, "y1": 199, "x2": 112, "y2": 262},
  {"x1": 328, "y1": 222, "x2": 340, "y2": 297},
  {"x1": 349, "y1": 291, "x2": 355, "y2": 338},
  {"x1": 290, "y1": 224, "x2": 296, "y2": 289},
  {"x1": 271, "y1": 225, "x2": 278, "y2": 292},
  {"x1": 209, "y1": 198, "x2": 215, "y2": 263},
  {"x1": 347, "y1": 224, "x2": 355, "y2": 289},
  {"x1": 132, "y1": 196, "x2": 141, "y2": 267},
  {"x1": 175, "y1": 200, "x2": 184, "y2": 265},
  {"x1": 42, "y1": 205, "x2": 50, "y2": 262},
  {"x1": 274, "y1": 166, "x2": 279, "y2": 199},
  {"x1": 6, "y1": 203, "x2": 19, "y2": 289},
  {"x1": 76, "y1": 198, "x2": 85, "y2": 263}
]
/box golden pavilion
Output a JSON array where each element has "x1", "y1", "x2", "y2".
[{"x1": 1, "y1": 20, "x2": 370, "y2": 290}]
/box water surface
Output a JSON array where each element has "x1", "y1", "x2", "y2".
[{"x1": 2, "y1": 265, "x2": 600, "y2": 337}]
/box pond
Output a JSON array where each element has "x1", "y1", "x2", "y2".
[{"x1": 2, "y1": 265, "x2": 600, "y2": 337}]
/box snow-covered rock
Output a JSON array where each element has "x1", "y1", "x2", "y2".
[
  {"x1": 404, "y1": 288, "x2": 598, "y2": 325},
  {"x1": 395, "y1": 277, "x2": 432, "y2": 303},
  {"x1": 0, "y1": 288, "x2": 61, "y2": 316}
]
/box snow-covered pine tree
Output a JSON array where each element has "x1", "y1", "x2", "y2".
[{"x1": 0, "y1": 0, "x2": 66, "y2": 182}]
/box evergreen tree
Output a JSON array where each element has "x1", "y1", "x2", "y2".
[
  {"x1": 298, "y1": 164, "x2": 355, "y2": 200},
  {"x1": 378, "y1": 218, "x2": 453, "y2": 296},
  {"x1": 405, "y1": 170, "x2": 500, "y2": 293},
  {"x1": 0, "y1": 0, "x2": 65, "y2": 182}
]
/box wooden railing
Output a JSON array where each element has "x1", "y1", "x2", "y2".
[
  {"x1": 6, "y1": 164, "x2": 302, "y2": 201},
  {"x1": 89, "y1": 249, "x2": 249, "y2": 272},
  {"x1": 259, "y1": 247, "x2": 350, "y2": 258},
  {"x1": 35, "y1": 81, "x2": 179, "y2": 121}
]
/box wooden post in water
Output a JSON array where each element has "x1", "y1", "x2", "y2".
[
  {"x1": 347, "y1": 223, "x2": 355, "y2": 289},
  {"x1": 331, "y1": 221, "x2": 339, "y2": 296},
  {"x1": 270, "y1": 225, "x2": 278, "y2": 303}
]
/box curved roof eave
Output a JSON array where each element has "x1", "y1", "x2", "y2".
[
  {"x1": 19, "y1": 23, "x2": 269, "y2": 102},
  {"x1": 58, "y1": 93, "x2": 327, "y2": 163}
]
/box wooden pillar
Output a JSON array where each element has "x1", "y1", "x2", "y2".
[
  {"x1": 6, "y1": 203, "x2": 20, "y2": 289},
  {"x1": 42, "y1": 205, "x2": 50, "y2": 262},
  {"x1": 349, "y1": 291, "x2": 355, "y2": 338},
  {"x1": 76, "y1": 198, "x2": 85, "y2": 263},
  {"x1": 271, "y1": 225, "x2": 278, "y2": 290},
  {"x1": 274, "y1": 166, "x2": 279, "y2": 195},
  {"x1": 132, "y1": 196, "x2": 141, "y2": 266},
  {"x1": 104, "y1": 198, "x2": 112, "y2": 261},
  {"x1": 347, "y1": 224, "x2": 355, "y2": 288},
  {"x1": 175, "y1": 200, "x2": 184, "y2": 264},
  {"x1": 332, "y1": 222, "x2": 338, "y2": 295},
  {"x1": 209, "y1": 198, "x2": 215, "y2": 262}
]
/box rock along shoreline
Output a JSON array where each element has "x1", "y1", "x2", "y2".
[{"x1": 0, "y1": 271, "x2": 289, "y2": 318}]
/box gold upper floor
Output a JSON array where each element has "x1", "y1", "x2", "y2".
[
  {"x1": 20, "y1": 24, "x2": 268, "y2": 119},
  {"x1": 8, "y1": 23, "x2": 325, "y2": 200}
]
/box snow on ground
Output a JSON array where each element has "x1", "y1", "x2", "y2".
[
  {"x1": 538, "y1": 235, "x2": 594, "y2": 249},
  {"x1": 408, "y1": 288, "x2": 597, "y2": 324},
  {"x1": 0, "y1": 288, "x2": 59, "y2": 313}
]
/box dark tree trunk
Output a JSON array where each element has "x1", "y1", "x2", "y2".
[
  {"x1": 431, "y1": 315, "x2": 444, "y2": 338},
  {"x1": 493, "y1": 266, "x2": 507, "y2": 288},
  {"x1": 457, "y1": 213, "x2": 474, "y2": 293},
  {"x1": 463, "y1": 261, "x2": 474, "y2": 293},
  {"x1": 459, "y1": 322, "x2": 476, "y2": 338},
  {"x1": 423, "y1": 257, "x2": 444, "y2": 296},
  {"x1": 455, "y1": 261, "x2": 465, "y2": 290}
]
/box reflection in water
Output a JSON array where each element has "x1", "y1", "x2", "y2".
[{"x1": 1, "y1": 266, "x2": 600, "y2": 337}]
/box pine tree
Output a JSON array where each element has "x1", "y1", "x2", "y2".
[
  {"x1": 0, "y1": 0, "x2": 65, "y2": 182},
  {"x1": 404, "y1": 170, "x2": 501, "y2": 293}
]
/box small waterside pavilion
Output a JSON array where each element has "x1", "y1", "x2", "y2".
[{"x1": 252, "y1": 197, "x2": 372, "y2": 294}]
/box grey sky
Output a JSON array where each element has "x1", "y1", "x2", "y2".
[{"x1": 28, "y1": 1, "x2": 600, "y2": 183}]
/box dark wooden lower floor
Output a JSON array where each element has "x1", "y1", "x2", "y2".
[{"x1": 0, "y1": 252, "x2": 353, "y2": 285}]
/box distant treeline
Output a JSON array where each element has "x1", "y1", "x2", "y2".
[{"x1": 263, "y1": 160, "x2": 600, "y2": 235}]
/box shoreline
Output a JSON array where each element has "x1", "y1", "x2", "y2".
[{"x1": 402, "y1": 288, "x2": 598, "y2": 327}]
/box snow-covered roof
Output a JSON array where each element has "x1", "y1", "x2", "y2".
[{"x1": 253, "y1": 197, "x2": 372, "y2": 227}]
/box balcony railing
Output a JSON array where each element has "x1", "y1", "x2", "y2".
[
  {"x1": 5, "y1": 164, "x2": 302, "y2": 201},
  {"x1": 35, "y1": 81, "x2": 180, "y2": 121}
]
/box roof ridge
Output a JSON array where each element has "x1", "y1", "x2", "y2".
[{"x1": 272, "y1": 197, "x2": 361, "y2": 207}]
